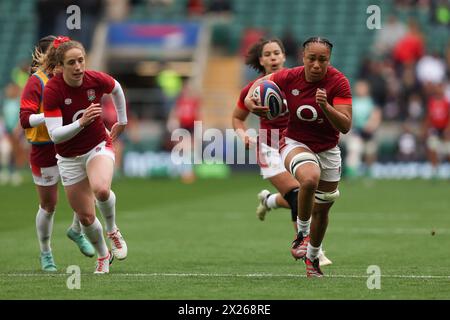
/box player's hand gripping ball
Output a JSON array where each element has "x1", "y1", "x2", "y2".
[{"x1": 252, "y1": 80, "x2": 288, "y2": 120}]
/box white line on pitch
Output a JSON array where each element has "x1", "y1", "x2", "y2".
[{"x1": 1, "y1": 273, "x2": 449, "y2": 279}]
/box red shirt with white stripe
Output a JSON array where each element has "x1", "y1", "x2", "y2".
[
  {"x1": 43, "y1": 70, "x2": 115, "y2": 157},
  {"x1": 271, "y1": 66, "x2": 352, "y2": 153}
]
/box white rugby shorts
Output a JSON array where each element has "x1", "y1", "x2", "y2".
[
  {"x1": 280, "y1": 137, "x2": 342, "y2": 182},
  {"x1": 31, "y1": 165, "x2": 60, "y2": 186},
  {"x1": 258, "y1": 142, "x2": 287, "y2": 179},
  {"x1": 56, "y1": 141, "x2": 115, "y2": 186}
]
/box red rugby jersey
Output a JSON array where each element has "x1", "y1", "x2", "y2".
[
  {"x1": 271, "y1": 66, "x2": 352, "y2": 153},
  {"x1": 43, "y1": 70, "x2": 115, "y2": 157}
]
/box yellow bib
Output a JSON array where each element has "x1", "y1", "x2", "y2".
[{"x1": 25, "y1": 69, "x2": 52, "y2": 145}]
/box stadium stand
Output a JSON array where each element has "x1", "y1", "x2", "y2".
[
  {"x1": 0, "y1": 0, "x2": 448, "y2": 174},
  {"x1": 0, "y1": 0, "x2": 36, "y2": 90}
]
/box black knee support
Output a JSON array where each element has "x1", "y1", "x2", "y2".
[{"x1": 283, "y1": 188, "x2": 299, "y2": 222}]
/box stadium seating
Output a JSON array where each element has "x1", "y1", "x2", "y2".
[
  {"x1": 0, "y1": 0, "x2": 447, "y2": 132},
  {"x1": 0, "y1": 0, "x2": 36, "y2": 90}
]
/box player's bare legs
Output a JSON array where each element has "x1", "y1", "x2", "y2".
[
  {"x1": 87, "y1": 155, "x2": 127, "y2": 260},
  {"x1": 65, "y1": 178, "x2": 111, "y2": 273},
  {"x1": 284, "y1": 147, "x2": 320, "y2": 223},
  {"x1": 87, "y1": 155, "x2": 114, "y2": 202},
  {"x1": 309, "y1": 180, "x2": 337, "y2": 247},
  {"x1": 283, "y1": 147, "x2": 319, "y2": 258},
  {"x1": 282, "y1": 146, "x2": 332, "y2": 271},
  {"x1": 35, "y1": 182, "x2": 95, "y2": 263},
  {"x1": 36, "y1": 184, "x2": 58, "y2": 213}
]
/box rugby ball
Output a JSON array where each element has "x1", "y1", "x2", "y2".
[{"x1": 252, "y1": 80, "x2": 287, "y2": 120}]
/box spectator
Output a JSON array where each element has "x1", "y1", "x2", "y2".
[
  {"x1": 372, "y1": 15, "x2": 407, "y2": 58},
  {"x1": 166, "y1": 82, "x2": 201, "y2": 183},
  {"x1": 397, "y1": 122, "x2": 420, "y2": 162},
  {"x1": 11, "y1": 61, "x2": 30, "y2": 89},
  {"x1": 156, "y1": 61, "x2": 183, "y2": 118},
  {"x1": 422, "y1": 83, "x2": 450, "y2": 176},
  {"x1": 392, "y1": 18, "x2": 425, "y2": 69},
  {"x1": 186, "y1": 0, "x2": 205, "y2": 17},
  {"x1": 398, "y1": 63, "x2": 423, "y2": 119},
  {"x1": 344, "y1": 80, "x2": 382, "y2": 177},
  {"x1": 431, "y1": 0, "x2": 450, "y2": 25},
  {"x1": 358, "y1": 59, "x2": 389, "y2": 110},
  {"x1": 167, "y1": 83, "x2": 200, "y2": 134},
  {"x1": 416, "y1": 51, "x2": 447, "y2": 96},
  {"x1": 0, "y1": 83, "x2": 25, "y2": 186}
]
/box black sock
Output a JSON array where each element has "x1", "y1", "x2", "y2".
[{"x1": 283, "y1": 188, "x2": 299, "y2": 222}]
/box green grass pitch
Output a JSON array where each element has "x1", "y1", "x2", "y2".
[{"x1": 0, "y1": 173, "x2": 449, "y2": 299}]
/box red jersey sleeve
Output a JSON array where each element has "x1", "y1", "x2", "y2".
[
  {"x1": 20, "y1": 76, "x2": 42, "y2": 128},
  {"x1": 43, "y1": 84, "x2": 62, "y2": 118},
  {"x1": 332, "y1": 74, "x2": 352, "y2": 106},
  {"x1": 91, "y1": 70, "x2": 115, "y2": 94}
]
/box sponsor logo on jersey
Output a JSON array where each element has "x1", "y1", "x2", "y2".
[
  {"x1": 65, "y1": 98, "x2": 72, "y2": 105},
  {"x1": 291, "y1": 89, "x2": 300, "y2": 96}
]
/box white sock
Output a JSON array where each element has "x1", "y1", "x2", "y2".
[
  {"x1": 306, "y1": 242, "x2": 322, "y2": 261},
  {"x1": 96, "y1": 190, "x2": 117, "y2": 233},
  {"x1": 81, "y1": 217, "x2": 109, "y2": 258},
  {"x1": 266, "y1": 194, "x2": 279, "y2": 209},
  {"x1": 36, "y1": 206, "x2": 54, "y2": 253},
  {"x1": 70, "y1": 213, "x2": 82, "y2": 233},
  {"x1": 297, "y1": 217, "x2": 311, "y2": 237}
]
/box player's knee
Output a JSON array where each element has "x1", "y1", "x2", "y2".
[
  {"x1": 314, "y1": 189, "x2": 340, "y2": 204},
  {"x1": 40, "y1": 194, "x2": 57, "y2": 213},
  {"x1": 93, "y1": 188, "x2": 110, "y2": 202},
  {"x1": 78, "y1": 214, "x2": 95, "y2": 226},
  {"x1": 40, "y1": 202, "x2": 56, "y2": 214},
  {"x1": 301, "y1": 177, "x2": 319, "y2": 193}
]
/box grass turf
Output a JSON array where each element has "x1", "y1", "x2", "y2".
[{"x1": 0, "y1": 174, "x2": 449, "y2": 299}]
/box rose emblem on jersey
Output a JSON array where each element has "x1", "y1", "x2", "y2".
[{"x1": 87, "y1": 89, "x2": 96, "y2": 102}]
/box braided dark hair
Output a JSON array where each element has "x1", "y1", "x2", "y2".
[
  {"x1": 302, "y1": 36, "x2": 333, "y2": 52},
  {"x1": 245, "y1": 38, "x2": 285, "y2": 74}
]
